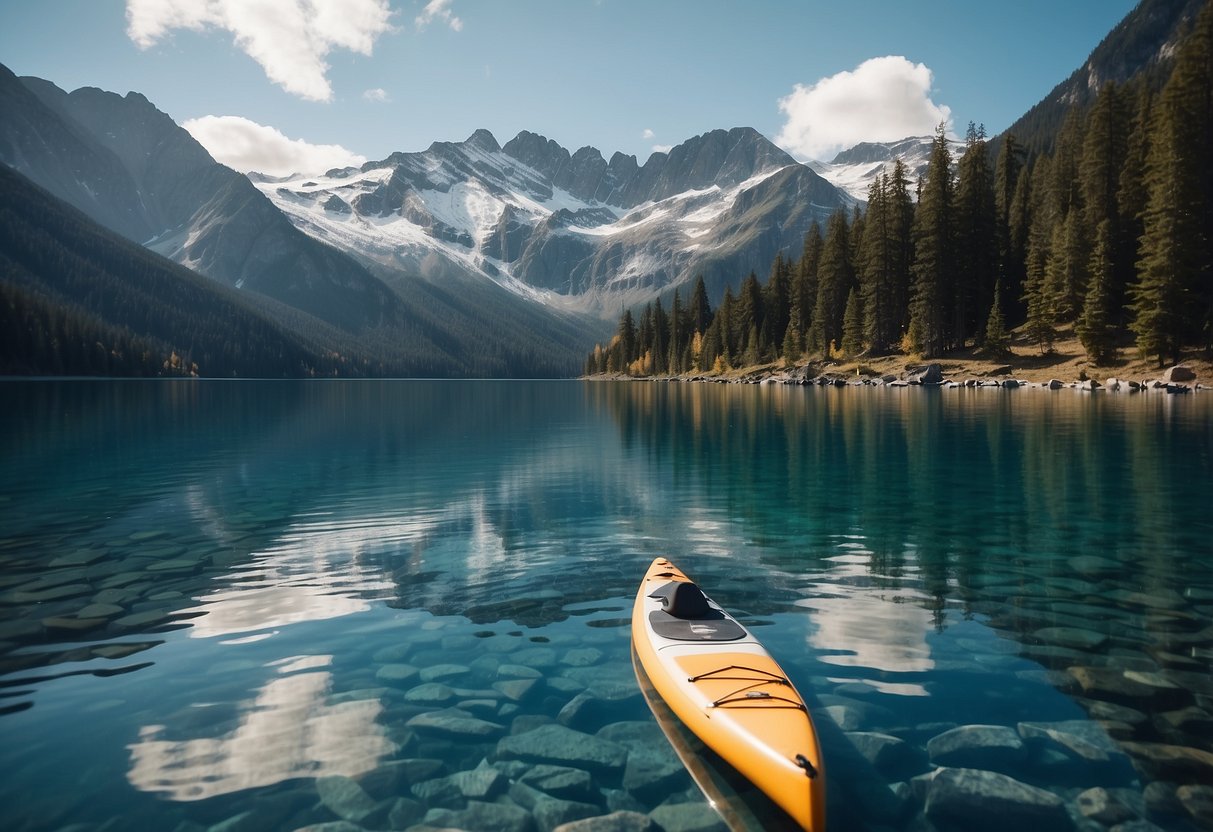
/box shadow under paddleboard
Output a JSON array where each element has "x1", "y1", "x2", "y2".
[{"x1": 631, "y1": 643, "x2": 802, "y2": 831}]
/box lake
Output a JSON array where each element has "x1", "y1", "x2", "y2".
[{"x1": 1, "y1": 379, "x2": 1210, "y2": 832}]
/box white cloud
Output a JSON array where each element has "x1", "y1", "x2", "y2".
[
  {"x1": 651, "y1": 144, "x2": 673, "y2": 155},
  {"x1": 182, "y1": 115, "x2": 367, "y2": 176},
  {"x1": 415, "y1": 0, "x2": 462, "y2": 31},
  {"x1": 362, "y1": 87, "x2": 390, "y2": 103},
  {"x1": 642, "y1": 128, "x2": 655, "y2": 140},
  {"x1": 775, "y1": 56, "x2": 952, "y2": 162},
  {"x1": 126, "y1": 0, "x2": 395, "y2": 102}
]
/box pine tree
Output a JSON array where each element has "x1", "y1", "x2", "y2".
[
  {"x1": 637, "y1": 303, "x2": 654, "y2": 363},
  {"x1": 615, "y1": 308, "x2": 636, "y2": 371},
  {"x1": 860, "y1": 175, "x2": 892, "y2": 350},
  {"x1": 651, "y1": 298, "x2": 670, "y2": 374},
  {"x1": 688, "y1": 275, "x2": 712, "y2": 335},
  {"x1": 1050, "y1": 108, "x2": 1086, "y2": 220},
  {"x1": 716, "y1": 286, "x2": 737, "y2": 366},
  {"x1": 1023, "y1": 158, "x2": 1057, "y2": 354},
  {"x1": 761, "y1": 253, "x2": 791, "y2": 360},
  {"x1": 1081, "y1": 82, "x2": 1129, "y2": 315},
  {"x1": 734, "y1": 273, "x2": 764, "y2": 364},
  {"x1": 811, "y1": 211, "x2": 853, "y2": 356},
  {"x1": 908, "y1": 125, "x2": 955, "y2": 357},
  {"x1": 1078, "y1": 219, "x2": 1118, "y2": 364},
  {"x1": 791, "y1": 223, "x2": 822, "y2": 352},
  {"x1": 888, "y1": 160, "x2": 915, "y2": 342},
  {"x1": 1117, "y1": 83, "x2": 1153, "y2": 327},
  {"x1": 667, "y1": 290, "x2": 684, "y2": 374},
  {"x1": 1006, "y1": 163, "x2": 1033, "y2": 322},
  {"x1": 700, "y1": 314, "x2": 723, "y2": 372},
  {"x1": 1045, "y1": 208, "x2": 1088, "y2": 322},
  {"x1": 1131, "y1": 0, "x2": 1213, "y2": 362},
  {"x1": 982, "y1": 279, "x2": 1010, "y2": 358},
  {"x1": 994, "y1": 133, "x2": 1025, "y2": 316},
  {"x1": 955, "y1": 123, "x2": 999, "y2": 346},
  {"x1": 781, "y1": 319, "x2": 802, "y2": 365},
  {"x1": 841, "y1": 287, "x2": 864, "y2": 357}
]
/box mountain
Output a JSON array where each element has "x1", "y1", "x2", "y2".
[
  {"x1": 255, "y1": 126, "x2": 853, "y2": 314},
  {"x1": 808, "y1": 136, "x2": 967, "y2": 201},
  {"x1": 995, "y1": 0, "x2": 1206, "y2": 157},
  {"x1": 0, "y1": 64, "x2": 410, "y2": 333},
  {"x1": 0, "y1": 64, "x2": 597, "y2": 376},
  {"x1": 0, "y1": 163, "x2": 372, "y2": 376}
]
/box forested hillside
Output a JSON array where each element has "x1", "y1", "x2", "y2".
[
  {"x1": 0, "y1": 164, "x2": 397, "y2": 377},
  {"x1": 993, "y1": 0, "x2": 1206, "y2": 159},
  {"x1": 588, "y1": 1, "x2": 1213, "y2": 375}
]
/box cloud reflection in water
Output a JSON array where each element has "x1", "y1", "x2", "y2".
[
  {"x1": 798, "y1": 543, "x2": 935, "y2": 696},
  {"x1": 127, "y1": 655, "x2": 393, "y2": 801}
]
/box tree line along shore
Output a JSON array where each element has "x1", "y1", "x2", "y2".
[{"x1": 586, "y1": 5, "x2": 1213, "y2": 382}]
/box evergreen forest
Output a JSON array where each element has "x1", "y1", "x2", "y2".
[{"x1": 586, "y1": 2, "x2": 1213, "y2": 376}]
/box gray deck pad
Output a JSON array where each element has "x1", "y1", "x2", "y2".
[{"x1": 648, "y1": 609, "x2": 747, "y2": 641}]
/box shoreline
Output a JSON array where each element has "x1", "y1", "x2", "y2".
[{"x1": 585, "y1": 335, "x2": 1208, "y2": 391}]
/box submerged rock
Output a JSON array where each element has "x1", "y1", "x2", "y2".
[
  {"x1": 1119, "y1": 741, "x2": 1213, "y2": 782},
  {"x1": 847, "y1": 731, "x2": 923, "y2": 776},
  {"x1": 551, "y1": 811, "x2": 660, "y2": 831},
  {"x1": 404, "y1": 682, "x2": 458, "y2": 706},
  {"x1": 1067, "y1": 667, "x2": 1160, "y2": 703},
  {"x1": 1176, "y1": 784, "x2": 1213, "y2": 828},
  {"x1": 649, "y1": 802, "x2": 727, "y2": 832},
  {"x1": 315, "y1": 775, "x2": 378, "y2": 823},
  {"x1": 530, "y1": 793, "x2": 602, "y2": 832},
  {"x1": 424, "y1": 799, "x2": 531, "y2": 832},
  {"x1": 375, "y1": 663, "x2": 419, "y2": 686},
  {"x1": 1076, "y1": 786, "x2": 1136, "y2": 825},
  {"x1": 1017, "y1": 720, "x2": 1132, "y2": 771},
  {"x1": 496, "y1": 725, "x2": 627, "y2": 774},
  {"x1": 1034, "y1": 626, "x2": 1108, "y2": 651},
  {"x1": 406, "y1": 708, "x2": 505, "y2": 739},
  {"x1": 519, "y1": 764, "x2": 596, "y2": 803},
  {"x1": 923, "y1": 767, "x2": 1072, "y2": 832},
  {"x1": 927, "y1": 725, "x2": 1026, "y2": 772}
]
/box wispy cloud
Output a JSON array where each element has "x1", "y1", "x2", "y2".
[
  {"x1": 642, "y1": 128, "x2": 655, "y2": 140},
  {"x1": 183, "y1": 115, "x2": 366, "y2": 176},
  {"x1": 415, "y1": 0, "x2": 462, "y2": 32},
  {"x1": 776, "y1": 56, "x2": 952, "y2": 161},
  {"x1": 125, "y1": 0, "x2": 395, "y2": 102},
  {"x1": 651, "y1": 144, "x2": 673, "y2": 155},
  {"x1": 362, "y1": 87, "x2": 390, "y2": 103}
]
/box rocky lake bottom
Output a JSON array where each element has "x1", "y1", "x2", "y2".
[{"x1": 0, "y1": 380, "x2": 1210, "y2": 832}]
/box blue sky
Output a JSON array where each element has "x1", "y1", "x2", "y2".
[{"x1": 0, "y1": 1, "x2": 1137, "y2": 175}]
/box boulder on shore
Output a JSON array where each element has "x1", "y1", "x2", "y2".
[
  {"x1": 1163, "y1": 365, "x2": 1196, "y2": 382},
  {"x1": 905, "y1": 364, "x2": 943, "y2": 384}
]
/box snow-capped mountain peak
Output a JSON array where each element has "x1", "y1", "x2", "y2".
[
  {"x1": 254, "y1": 127, "x2": 852, "y2": 315},
  {"x1": 808, "y1": 135, "x2": 966, "y2": 201}
]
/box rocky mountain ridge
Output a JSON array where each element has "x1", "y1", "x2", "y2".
[
  {"x1": 0, "y1": 63, "x2": 402, "y2": 332},
  {"x1": 257, "y1": 126, "x2": 853, "y2": 315}
]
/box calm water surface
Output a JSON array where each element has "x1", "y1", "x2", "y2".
[{"x1": 1, "y1": 380, "x2": 1210, "y2": 831}]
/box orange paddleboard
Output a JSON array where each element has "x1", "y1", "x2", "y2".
[{"x1": 631, "y1": 557, "x2": 825, "y2": 831}]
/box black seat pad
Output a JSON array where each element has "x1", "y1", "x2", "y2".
[{"x1": 647, "y1": 582, "x2": 746, "y2": 641}]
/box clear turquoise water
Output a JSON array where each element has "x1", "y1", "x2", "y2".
[{"x1": 1, "y1": 380, "x2": 1210, "y2": 831}]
